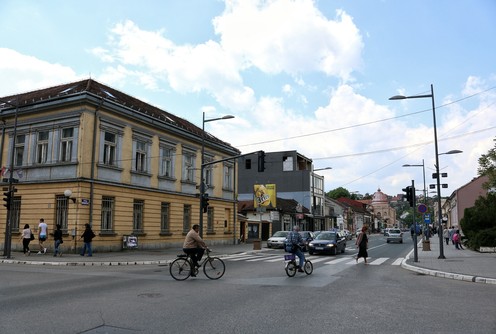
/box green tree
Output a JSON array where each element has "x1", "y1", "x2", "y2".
[
  {"x1": 327, "y1": 187, "x2": 351, "y2": 199},
  {"x1": 460, "y1": 193, "x2": 496, "y2": 248},
  {"x1": 477, "y1": 137, "x2": 496, "y2": 189}
]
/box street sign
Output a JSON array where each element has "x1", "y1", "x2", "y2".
[
  {"x1": 424, "y1": 214, "x2": 431, "y2": 224},
  {"x1": 418, "y1": 204, "x2": 427, "y2": 213}
]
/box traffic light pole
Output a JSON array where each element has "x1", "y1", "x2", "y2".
[
  {"x1": 411, "y1": 180, "x2": 418, "y2": 263},
  {"x1": 2, "y1": 97, "x2": 19, "y2": 259}
]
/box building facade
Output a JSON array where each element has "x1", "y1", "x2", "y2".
[{"x1": 0, "y1": 79, "x2": 240, "y2": 253}]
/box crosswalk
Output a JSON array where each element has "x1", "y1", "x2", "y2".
[{"x1": 220, "y1": 252, "x2": 405, "y2": 266}]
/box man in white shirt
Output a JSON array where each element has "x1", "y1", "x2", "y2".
[{"x1": 38, "y1": 218, "x2": 48, "y2": 254}]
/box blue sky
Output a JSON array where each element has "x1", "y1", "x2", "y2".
[{"x1": 1, "y1": 0, "x2": 495, "y2": 198}]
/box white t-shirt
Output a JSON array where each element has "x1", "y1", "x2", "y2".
[{"x1": 39, "y1": 222, "x2": 48, "y2": 236}]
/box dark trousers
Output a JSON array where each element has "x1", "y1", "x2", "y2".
[
  {"x1": 183, "y1": 247, "x2": 205, "y2": 266},
  {"x1": 22, "y1": 238, "x2": 31, "y2": 253},
  {"x1": 445, "y1": 238, "x2": 450, "y2": 245}
]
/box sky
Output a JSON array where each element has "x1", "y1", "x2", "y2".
[{"x1": 1, "y1": 0, "x2": 495, "y2": 198}]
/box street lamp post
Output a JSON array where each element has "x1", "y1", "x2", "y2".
[
  {"x1": 390, "y1": 84, "x2": 462, "y2": 259},
  {"x1": 199, "y1": 112, "x2": 234, "y2": 238}
]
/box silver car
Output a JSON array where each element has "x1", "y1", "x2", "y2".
[
  {"x1": 386, "y1": 228, "x2": 403, "y2": 243},
  {"x1": 267, "y1": 231, "x2": 290, "y2": 248}
]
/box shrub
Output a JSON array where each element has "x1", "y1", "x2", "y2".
[{"x1": 465, "y1": 227, "x2": 496, "y2": 250}]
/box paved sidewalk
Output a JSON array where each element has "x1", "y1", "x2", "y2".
[
  {"x1": 402, "y1": 234, "x2": 496, "y2": 285},
  {"x1": 2, "y1": 236, "x2": 495, "y2": 285}
]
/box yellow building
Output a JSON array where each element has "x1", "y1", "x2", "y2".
[{"x1": 0, "y1": 79, "x2": 240, "y2": 253}]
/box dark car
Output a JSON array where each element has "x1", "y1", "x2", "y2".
[{"x1": 308, "y1": 231, "x2": 346, "y2": 255}]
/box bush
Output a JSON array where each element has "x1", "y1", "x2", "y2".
[{"x1": 465, "y1": 227, "x2": 496, "y2": 250}]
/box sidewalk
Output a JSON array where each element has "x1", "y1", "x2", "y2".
[
  {"x1": 2, "y1": 238, "x2": 495, "y2": 285},
  {"x1": 402, "y1": 235, "x2": 496, "y2": 285}
]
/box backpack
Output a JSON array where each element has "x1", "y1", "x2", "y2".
[{"x1": 453, "y1": 233, "x2": 459, "y2": 243}]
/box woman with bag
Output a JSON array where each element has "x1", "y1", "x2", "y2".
[
  {"x1": 355, "y1": 226, "x2": 369, "y2": 264},
  {"x1": 80, "y1": 223, "x2": 96, "y2": 257},
  {"x1": 20, "y1": 224, "x2": 33, "y2": 256}
]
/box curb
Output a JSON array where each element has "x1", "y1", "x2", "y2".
[
  {"x1": 400, "y1": 258, "x2": 496, "y2": 285},
  {"x1": 0, "y1": 258, "x2": 170, "y2": 266}
]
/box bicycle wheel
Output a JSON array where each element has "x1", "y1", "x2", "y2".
[
  {"x1": 285, "y1": 261, "x2": 297, "y2": 277},
  {"x1": 304, "y1": 260, "x2": 313, "y2": 275},
  {"x1": 169, "y1": 258, "x2": 192, "y2": 281},
  {"x1": 203, "y1": 257, "x2": 225, "y2": 280}
]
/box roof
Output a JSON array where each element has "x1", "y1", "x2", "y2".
[{"x1": 0, "y1": 79, "x2": 240, "y2": 153}]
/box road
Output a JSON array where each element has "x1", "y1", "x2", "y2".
[{"x1": 1, "y1": 234, "x2": 495, "y2": 334}]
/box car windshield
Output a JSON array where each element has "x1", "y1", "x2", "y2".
[
  {"x1": 389, "y1": 229, "x2": 401, "y2": 234},
  {"x1": 272, "y1": 231, "x2": 289, "y2": 237},
  {"x1": 316, "y1": 232, "x2": 336, "y2": 240}
]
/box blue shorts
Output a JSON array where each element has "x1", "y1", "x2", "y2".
[{"x1": 39, "y1": 235, "x2": 47, "y2": 241}]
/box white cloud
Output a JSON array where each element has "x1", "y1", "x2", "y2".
[{"x1": 0, "y1": 48, "x2": 80, "y2": 95}]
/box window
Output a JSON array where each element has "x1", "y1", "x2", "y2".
[
  {"x1": 160, "y1": 146, "x2": 174, "y2": 177},
  {"x1": 36, "y1": 131, "x2": 49, "y2": 164},
  {"x1": 14, "y1": 134, "x2": 25, "y2": 167},
  {"x1": 101, "y1": 196, "x2": 115, "y2": 231},
  {"x1": 182, "y1": 152, "x2": 195, "y2": 182},
  {"x1": 245, "y1": 158, "x2": 252, "y2": 169},
  {"x1": 55, "y1": 195, "x2": 69, "y2": 232},
  {"x1": 183, "y1": 204, "x2": 191, "y2": 233},
  {"x1": 133, "y1": 199, "x2": 144, "y2": 233},
  {"x1": 60, "y1": 128, "x2": 73, "y2": 162},
  {"x1": 161, "y1": 202, "x2": 170, "y2": 232},
  {"x1": 223, "y1": 164, "x2": 233, "y2": 190},
  {"x1": 135, "y1": 140, "x2": 147, "y2": 172},
  {"x1": 207, "y1": 207, "x2": 214, "y2": 233},
  {"x1": 10, "y1": 196, "x2": 21, "y2": 232},
  {"x1": 103, "y1": 132, "x2": 116, "y2": 166}
]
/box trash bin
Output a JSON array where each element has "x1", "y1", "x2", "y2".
[
  {"x1": 253, "y1": 239, "x2": 261, "y2": 250},
  {"x1": 422, "y1": 240, "x2": 431, "y2": 251}
]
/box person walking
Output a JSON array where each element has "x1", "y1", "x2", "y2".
[
  {"x1": 20, "y1": 224, "x2": 33, "y2": 256},
  {"x1": 448, "y1": 226, "x2": 455, "y2": 245},
  {"x1": 37, "y1": 218, "x2": 48, "y2": 254},
  {"x1": 53, "y1": 224, "x2": 63, "y2": 257},
  {"x1": 453, "y1": 229, "x2": 464, "y2": 250},
  {"x1": 355, "y1": 226, "x2": 369, "y2": 264},
  {"x1": 443, "y1": 227, "x2": 450, "y2": 245},
  {"x1": 80, "y1": 223, "x2": 96, "y2": 257}
]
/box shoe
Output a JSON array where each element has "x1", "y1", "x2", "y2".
[
  {"x1": 80, "y1": 254, "x2": 84, "y2": 256},
  {"x1": 28, "y1": 251, "x2": 30, "y2": 256},
  {"x1": 190, "y1": 273, "x2": 196, "y2": 277},
  {"x1": 53, "y1": 254, "x2": 57, "y2": 257},
  {"x1": 59, "y1": 252, "x2": 62, "y2": 257},
  {"x1": 43, "y1": 248, "x2": 47, "y2": 254},
  {"x1": 37, "y1": 251, "x2": 42, "y2": 255},
  {"x1": 298, "y1": 268, "x2": 304, "y2": 272}
]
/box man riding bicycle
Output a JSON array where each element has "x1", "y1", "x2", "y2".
[
  {"x1": 285, "y1": 225, "x2": 305, "y2": 272},
  {"x1": 183, "y1": 224, "x2": 207, "y2": 276}
]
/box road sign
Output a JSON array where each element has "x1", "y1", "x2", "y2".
[
  {"x1": 418, "y1": 204, "x2": 427, "y2": 213},
  {"x1": 424, "y1": 214, "x2": 431, "y2": 224}
]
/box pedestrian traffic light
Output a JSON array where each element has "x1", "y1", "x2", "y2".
[
  {"x1": 3, "y1": 190, "x2": 12, "y2": 210},
  {"x1": 257, "y1": 150, "x2": 265, "y2": 172},
  {"x1": 402, "y1": 186, "x2": 415, "y2": 207},
  {"x1": 202, "y1": 193, "x2": 209, "y2": 213}
]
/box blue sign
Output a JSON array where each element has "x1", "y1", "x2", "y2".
[
  {"x1": 424, "y1": 214, "x2": 431, "y2": 224},
  {"x1": 418, "y1": 204, "x2": 427, "y2": 213}
]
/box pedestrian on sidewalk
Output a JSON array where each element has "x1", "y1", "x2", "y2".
[
  {"x1": 80, "y1": 223, "x2": 96, "y2": 257},
  {"x1": 443, "y1": 227, "x2": 450, "y2": 245},
  {"x1": 449, "y1": 226, "x2": 455, "y2": 245},
  {"x1": 355, "y1": 226, "x2": 368, "y2": 264},
  {"x1": 37, "y1": 218, "x2": 48, "y2": 254},
  {"x1": 453, "y1": 229, "x2": 464, "y2": 250},
  {"x1": 53, "y1": 224, "x2": 63, "y2": 257},
  {"x1": 20, "y1": 224, "x2": 33, "y2": 256}
]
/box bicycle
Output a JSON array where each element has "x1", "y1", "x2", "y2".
[
  {"x1": 284, "y1": 253, "x2": 313, "y2": 277},
  {"x1": 169, "y1": 248, "x2": 225, "y2": 281}
]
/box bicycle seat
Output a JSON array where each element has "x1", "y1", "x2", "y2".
[{"x1": 177, "y1": 254, "x2": 188, "y2": 258}]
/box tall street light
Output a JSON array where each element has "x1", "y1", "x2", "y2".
[
  {"x1": 199, "y1": 112, "x2": 234, "y2": 237},
  {"x1": 390, "y1": 84, "x2": 462, "y2": 259},
  {"x1": 402, "y1": 159, "x2": 426, "y2": 200}
]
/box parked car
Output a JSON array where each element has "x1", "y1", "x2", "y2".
[
  {"x1": 383, "y1": 228, "x2": 390, "y2": 236},
  {"x1": 267, "y1": 231, "x2": 290, "y2": 248},
  {"x1": 386, "y1": 228, "x2": 403, "y2": 243},
  {"x1": 342, "y1": 229, "x2": 353, "y2": 240},
  {"x1": 308, "y1": 231, "x2": 346, "y2": 255}
]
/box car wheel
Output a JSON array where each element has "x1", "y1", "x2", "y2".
[
  {"x1": 387, "y1": 240, "x2": 390, "y2": 243},
  {"x1": 309, "y1": 250, "x2": 314, "y2": 255},
  {"x1": 400, "y1": 240, "x2": 403, "y2": 243}
]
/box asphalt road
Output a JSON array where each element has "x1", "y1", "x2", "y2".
[{"x1": 1, "y1": 234, "x2": 495, "y2": 334}]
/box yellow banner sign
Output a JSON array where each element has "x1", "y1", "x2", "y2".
[{"x1": 253, "y1": 184, "x2": 277, "y2": 208}]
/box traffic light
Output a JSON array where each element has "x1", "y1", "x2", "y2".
[
  {"x1": 402, "y1": 186, "x2": 415, "y2": 207},
  {"x1": 257, "y1": 150, "x2": 265, "y2": 172},
  {"x1": 202, "y1": 193, "x2": 209, "y2": 213},
  {"x1": 3, "y1": 190, "x2": 12, "y2": 210}
]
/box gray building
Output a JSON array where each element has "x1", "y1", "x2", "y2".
[{"x1": 237, "y1": 150, "x2": 326, "y2": 232}]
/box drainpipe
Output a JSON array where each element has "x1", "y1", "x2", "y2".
[{"x1": 89, "y1": 98, "x2": 104, "y2": 227}]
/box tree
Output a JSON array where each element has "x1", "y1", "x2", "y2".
[
  {"x1": 477, "y1": 137, "x2": 496, "y2": 189},
  {"x1": 327, "y1": 187, "x2": 351, "y2": 199},
  {"x1": 460, "y1": 192, "x2": 496, "y2": 248}
]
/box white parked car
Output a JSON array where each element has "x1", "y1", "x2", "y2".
[{"x1": 266, "y1": 231, "x2": 290, "y2": 249}]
